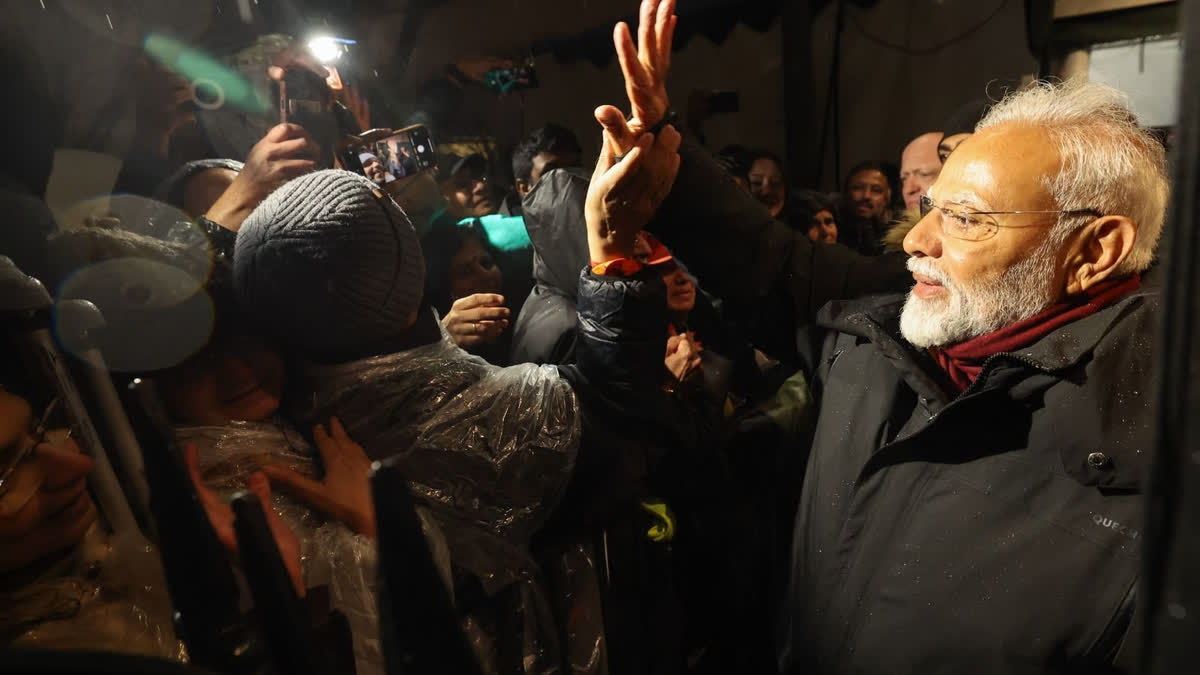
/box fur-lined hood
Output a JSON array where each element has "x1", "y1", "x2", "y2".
[{"x1": 881, "y1": 208, "x2": 920, "y2": 253}]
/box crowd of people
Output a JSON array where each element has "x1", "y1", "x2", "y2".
[{"x1": 0, "y1": 1, "x2": 1172, "y2": 673}]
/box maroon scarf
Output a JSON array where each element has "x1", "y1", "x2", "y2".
[{"x1": 933, "y1": 274, "x2": 1142, "y2": 393}]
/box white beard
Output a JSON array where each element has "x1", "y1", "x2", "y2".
[{"x1": 899, "y1": 241, "x2": 1061, "y2": 349}]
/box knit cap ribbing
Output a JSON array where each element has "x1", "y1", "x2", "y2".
[{"x1": 234, "y1": 169, "x2": 425, "y2": 353}]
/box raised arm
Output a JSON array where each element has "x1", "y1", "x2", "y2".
[
  {"x1": 574, "y1": 123, "x2": 682, "y2": 391},
  {"x1": 598, "y1": 0, "x2": 911, "y2": 359}
]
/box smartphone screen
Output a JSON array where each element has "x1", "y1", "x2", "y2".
[
  {"x1": 352, "y1": 125, "x2": 437, "y2": 186},
  {"x1": 279, "y1": 68, "x2": 336, "y2": 168}
]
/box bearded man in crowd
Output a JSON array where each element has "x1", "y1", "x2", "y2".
[
  {"x1": 774, "y1": 79, "x2": 1165, "y2": 673},
  {"x1": 594, "y1": 1, "x2": 1166, "y2": 670}
]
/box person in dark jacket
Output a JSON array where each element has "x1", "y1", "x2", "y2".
[
  {"x1": 512, "y1": 123, "x2": 584, "y2": 200},
  {"x1": 777, "y1": 79, "x2": 1167, "y2": 673},
  {"x1": 600, "y1": 4, "x2": 1165, "y2": 672},
  {"x1": 586, "y1": 4, "x2": 910, "y2": 367},
  {"x1": 509, "y1": 167, "x2": 592, "y2": 366}
]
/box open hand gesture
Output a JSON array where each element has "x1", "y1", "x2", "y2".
[
  {"x1": 204, "y1": 123, "x2": 319, "y2": 232},
  {"x1": 585, "y1": 125, "x2": 682, "y2": 264},
  {"x1": 596, "y1": 0, "x2": 678, "y2": 155}
]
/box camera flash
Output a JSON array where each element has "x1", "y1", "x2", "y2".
[{"x1": 308, "y1": 36, "x2": 342, "y2": 64}]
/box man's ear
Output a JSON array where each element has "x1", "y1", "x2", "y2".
[
  {"x1": 516, "y1": 180, "x2": 530, "y2": 198},
  {"x1": 1063, "y1": 215, "x2": 1138, "y2": 295}
]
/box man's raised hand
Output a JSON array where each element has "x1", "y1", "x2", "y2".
[
  {"x1": 597, "y1": 0, "x2": 678, "y2": 154},
  {"x1": 585, "y1": 124, "x2": 682, "y2": 264}
]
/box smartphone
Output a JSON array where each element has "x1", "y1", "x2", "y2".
[
  {"x1": 349, "y1": 125, "x2": 437, "y2": 187},
  {"x1": 708, "y1": 90, "x2": 740, "y2": 114},
  {"x1": 278, "y1": 67, "x2": 336, "y2": 168}
]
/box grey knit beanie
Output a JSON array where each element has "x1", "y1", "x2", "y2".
[{"x1": 234, "y1": 169, "x2": 425, "y2": 354}]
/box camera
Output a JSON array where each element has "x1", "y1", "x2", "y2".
[{"x1": 483, "y1": 61, "x2": 538, "y2": 94}]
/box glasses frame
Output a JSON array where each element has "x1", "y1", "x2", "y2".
[{"x1": 918, "y1": 195, "x2": 1103, "y2": 241}]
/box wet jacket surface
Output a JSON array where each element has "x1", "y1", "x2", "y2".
[
  {"x1": 510, "y1": 168, "x2": 592, "y2": 366},
  {"x1": 780, "y1": 286, "x2": 1153, "y2": 674}
]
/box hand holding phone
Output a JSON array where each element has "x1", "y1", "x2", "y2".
[
  {"x1": 204, "y1": 123, "x2": 318, "y2": 232},
  {"x1": 270, "y1": 64, "x2": 336, "y2": 169}
]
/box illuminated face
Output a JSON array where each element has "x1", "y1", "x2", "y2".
[
  {"x1": 900, "y1": 124, "x2": 1070, "y2": 348},
  {"x1": 748, "y1": 157, "x2": 786, "y2": 218},
  {"x1": 808, "y1": 209, "x2": 838, "y2": 244},
  {"x1": 449, "y1": 235, "x2": 503, "y2": 301},
  {"x1": 443, "y1": 172, "x2": 495, "y2": 218},
  {"x1": 362, "y1": 155, "x2": 387, "y2": 185},
  {"x1": 846, "y1": 169, "x2": 892, "y2": 221},
  {"x1": 663, "y1": 266, "x2": 696, "y2": 313},
  {"x1": 900, "y1": 132, "x2": 943, "y2": 211}
]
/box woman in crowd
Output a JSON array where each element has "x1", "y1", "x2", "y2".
[
  {"x1": 633, "y1": 232, "x2": 786, "y2": 675},
  {"x1": 647, "y1": 243, "x2": 768, "y2": 409},
  {"x1": 747, "y1": 151, "x2": 787, "y2": 220},
  {"x1": 420, "y1": 219, "x2": 513, "y2": 365},
  {"x1": 791, "y1": 189, "x2": 840, "y2": 244}
]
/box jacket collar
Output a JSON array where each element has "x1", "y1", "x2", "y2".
[
  {"x1": 818, "y1": 287, "x2": 1152, "y2": 380},
  {"x1": 819, "y1": 288, "x2": 1156, "y2": 491}
]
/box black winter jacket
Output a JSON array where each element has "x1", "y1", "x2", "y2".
[{"x1": 780, "y1": 285, "x2": 1153, "y2": 674}]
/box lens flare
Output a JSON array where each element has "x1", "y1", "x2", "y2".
[{"x1": 143, "y1": 33, "x2": 267, "y2": 115}]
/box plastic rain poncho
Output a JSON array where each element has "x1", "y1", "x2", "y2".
[
  {"x1": 293, "y1": 322, "x2": 585, "y2": 674},
  {"x1": 0, "y1": 514, "x2": 182, "y2": 659},
  {"x1": 176, "y1": 419, "x2": 446, "y2": 675}
]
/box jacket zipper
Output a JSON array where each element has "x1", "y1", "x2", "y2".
[
  {"x1": 897, "y1": 350, "x2": 1049, "y2": 440},
  {"x1": 1084, "y1": 579, "x2": 1137, "y2": 668}
]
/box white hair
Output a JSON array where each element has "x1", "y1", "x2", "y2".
[{"x1": 976, "y1": 79, "x2": 1169, "y2": 275}]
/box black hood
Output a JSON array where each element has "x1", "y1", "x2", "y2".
[{"x1": 521, "y1": 167, "x2": 591, "y2": 295}]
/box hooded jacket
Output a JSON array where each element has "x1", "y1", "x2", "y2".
[
  {"x1": 779, "y1": 285, "x2": 1153, "y2": 673},
  {"x1": 509, "y1": 168, "x2": 592, "y2": 366}
]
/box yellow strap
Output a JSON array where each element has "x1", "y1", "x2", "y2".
[{"x1": 640, "y1": 500, "x2": 676, "y2": 543}]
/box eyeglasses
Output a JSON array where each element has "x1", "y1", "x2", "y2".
[
  {"x1": 918, "y1": 195, "x2": 1102, "y2": 242},
  {"x1": 0, "y1": 397, "x2": 61, "y2": 498}
]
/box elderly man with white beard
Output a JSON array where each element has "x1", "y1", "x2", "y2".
[
  {"x1": 597, "y1": 4, "x2": 1165, "y2": 670},
  {"x1": 774, "y1": 80, "x2": 1166, "y2": 673}
]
